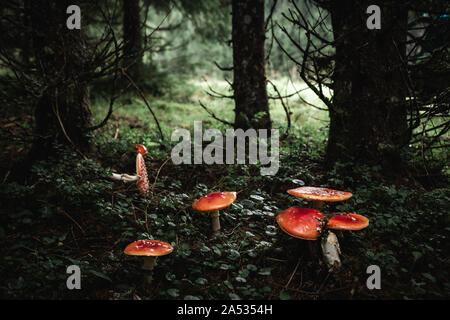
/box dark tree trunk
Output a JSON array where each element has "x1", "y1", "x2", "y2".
[
  {"x1": 123, "y1": 0, "x2": 143, "y2": 83},
  {"x1": 21, "y1": 0, "x2": 32, "y2": 65},
  {"x1": 327, "y1": 1, "x2": 410, "y2": 171},
  {"x1": 28, "y1": 0, "x2": 92, "y2": 160},
  {"x1": 232, "y1": 0, "x2": 271, "y2": 130}
]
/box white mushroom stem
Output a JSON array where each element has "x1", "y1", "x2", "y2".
[
  {"x1": 321, "y1": 231, "x2": 342, "y2": 271},
  {"x1": 110, "y1": 173, "x2": 139, "y2": 182},
  {"x1": 311, "y1": 200, "x2": 342, "y2": 270},
  {"x1": 142, "y1": 256, "x2": 158, "y2": 270},
  {"x1": 142, "y1": 256, "x2": 158, "y2": 284},
  {"x1": 211, "y1": 210, "x2": 221, "y2": 235}
]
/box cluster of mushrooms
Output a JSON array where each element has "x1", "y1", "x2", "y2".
[
  {"x1": 113, "y1": 145, "x2": 369, "y2": 284},
  {"x1": 278, "y1": 187, "x2": 369, "y2": 270}
]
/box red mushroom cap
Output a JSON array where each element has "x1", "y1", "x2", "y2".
[
  {"x1": 287, "y1": 186, "x2": 352, "y2": 202},
  {"x1": 276, "y1": 207, "x2": 326, "y2": 240},
  {"x1": 124, "y1": 240, "x2": 173, "y2": 257},
  {"x1": 327, "y1": 213, "x2": 369, "y2": 230},
  {"x1": 136, "y1": 153, "x2": 150, "y2": 196},
  {"x1": 134, "y1": 144, "x2": 148, "y2": 156},
  {"x1": 192, "y1": 192, "x2": 237, "y2": 212}
]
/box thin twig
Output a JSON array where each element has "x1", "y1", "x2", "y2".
[
  {"x1": 198, "y1": 100, "x2": 234, "y2": 126},
  {"x1": 122, "y1": 69, "x2": 165, "y2": 141}
]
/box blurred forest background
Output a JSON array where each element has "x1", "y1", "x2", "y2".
[{"x1": 0, "y1": 0, "x2": 449, "y2": 299}]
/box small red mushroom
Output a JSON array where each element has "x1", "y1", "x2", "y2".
[
  {"x1": 192, "y1": 192, "x2": 237, "y2": 235},
  {"x1": 327, "y1": 213, "x2": 369, "y2": 230},
  {"x1": 124, "y1": 239, "x2": 173, "y2": 284}
]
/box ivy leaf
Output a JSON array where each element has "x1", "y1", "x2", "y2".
[
  {"x1": 258, "y1": 268, "x2": 271, "y2": 276},
  {"x1": 229, "y1": 293, "x2": 241, "y2": 300},
  {"x1": 235, "y1": 277, "x2": 247, "y2": 283},
  {"x1": 89, "y1": 270, "x2": 112, "y2": 282},
  {"x1": 167, "y1": 288, "x2": 180, "y2": 298},
  {"x1": 195, "y1": 278, "x2": 208, "y2": 285},
  {"x1": 412, "y1": 251, "x2": 422, "y2": 262},
  {"x1": 228, "y1": 249, "x2": 240, "y2": 260},
  {"x1": 280, "y1": 292, "x2": 291, "y2": 300},
  {"x1": 250, "y1": 195, "x2": 264, "y2": 201}
]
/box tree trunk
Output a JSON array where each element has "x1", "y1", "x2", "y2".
[
  {"x1": 29, "y1": 0, "x2": 92, "y2": 160},
  {"x1": 21, "y1": 0, "x2": 32, "y2": 65},
  {"x1": 232, "y1": 0, "x2": 271, "y2": 130},
  {"x1": 123, "y1": 0, "x2": 143, "y2": 83},
  {"x1": 327, "y1": 1, "x2": 410, "y2": 171}
]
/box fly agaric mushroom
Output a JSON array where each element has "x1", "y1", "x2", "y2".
[
  {"x1": 124, "y1": 239, "x2": 173, "y2": 284},
  {"x1": 287, "y1": 186, "x2": 352, "y2": 209},
  {"x1": 276, "y1": 207, "x2": 327, "y2": 262},
  {"x1": 276, "y1": 207, "x2": 326, "y2": 240},
  {"x1": 192, "y1": 191, "x2": 237, "y2": 236},
  {"x1": 134, "y1": 144, "x2": 150, "y2": 196},
  {"x1": 286, "y1": 187, "x2": 353, "y2": 270},
  {"x1": 321, "y1": 213, "x2": 369, "y2": 269},
  {"x1": 327, "y1": 213, "x2": 369, "y2": 230}
]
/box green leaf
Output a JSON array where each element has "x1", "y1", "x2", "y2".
[
  {"x1": 195, "y1": 278, "x2": 208, "y2": 285},
  {"x1": 422, "y1": 273, "x2": 436, "y2": 283},
  {"x1": 228, "y1": 249, "x2": 240, "y2": 260},
  {"x1": 165, "y1": 272, "x2": 176, "y2": 281},
  {"x1": 229, "y1": 293, "x2": 241, "y2": 300},
  {"x1": 412, "y1": 251, "x2": 422, "y2": 262},
  {"x1": 258, "y1": 268, "x2": 271, "y2": 276},
  {"x1": 167, "y1": 288, "x2": 180, "y2": 297},
  {"x1": 246, "y1": 264, "x2": 257, "y2": 272},
  {"x1": 224, "y1": 280, "x2": 234, "y2": 290},
  {"x1": 89, "y1": 270, "x2": 112, "y2": 282},
  {"x1": 280, "y1": 292, "x2": 291, "y2": 300}
]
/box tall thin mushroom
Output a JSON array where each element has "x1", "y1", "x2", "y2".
[{"x1": 134, "y1": 144, "x2": 150, "y2": 196}]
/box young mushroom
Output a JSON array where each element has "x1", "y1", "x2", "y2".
[
  {"x1": 327, "y1": 213, "x2": 369, "y2": 230},
  {"x1": 192, "y1": 191, "x2": 237, "y2": 236},
  {"x1": 134, "y1": 144, "x2": 150, "y2": 196},
  {"x1": 286, "y1": 186, "x2": 353, "y2": 270},
  {"x1": 124, "y1": 239, "x2": 173, "y2": 284},
  {"x1": 322, "y1": 213, "x2": 369, "y2": 270}
]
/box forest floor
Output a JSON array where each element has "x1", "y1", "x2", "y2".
[{"x1": 0, "y1": 78, "x2": 449, "y2": 300}]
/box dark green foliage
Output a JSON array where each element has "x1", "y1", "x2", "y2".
[
  {"x1": 0, "y1": 0, "x2": 448, "y2": 301},
  {"x1": 1, "y1": 126, "x2": 448, "y2": 299}
]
